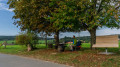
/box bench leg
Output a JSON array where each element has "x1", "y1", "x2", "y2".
[{"x1": 105, "y1": 48, "x2": 108, "y2": 53}]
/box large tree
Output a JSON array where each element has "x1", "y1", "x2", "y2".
[
  {"x1": 8, "y1": 0, "x2": 79, "y2": 47},
  {"x1": 82, "y1": 0, "x2": 120, "y2": 49},
  {"x1": 8, "y1": 0, "x2": 61, "y2": 46},
  {"x1": 53, "y1": 0, "x2": 120, "y2": 49},
  {"x1": 81, "y1": 0, "x2": 120, "y2": 49},
  {"x1": 48, "y1": 0, "x2": 86, "y2": 46}
]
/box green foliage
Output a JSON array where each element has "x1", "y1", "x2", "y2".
[
  {"x1": 8, "y1": 0, "x2": 120, "y2": 31},
  {"x1": 49, "y1": 0, "x2": 84, "y2": 31},
  {"x1": 8, "y1": 0, "x2": 58, "y2": 33},
  {"x1": 7, "y1": 0, "x2": 83, "y2": 33},
  {"x1": 51, "y1": 0, "x2": 120, "y2": 30},
  {"x1": 16, "y1": 32, "x2": 39, "y2": 48}
]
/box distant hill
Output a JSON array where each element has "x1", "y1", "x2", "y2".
[{"x1": 0, "y1": 36, "x2": 16, "y2": 41}]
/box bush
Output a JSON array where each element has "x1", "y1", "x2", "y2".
[{"x1": 16, "y1": 32, "x2": 39, "y2": 51}]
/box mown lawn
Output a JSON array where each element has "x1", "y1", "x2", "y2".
[{"x1": 0, "y1": 42, "x2": 120, "y2": 67}]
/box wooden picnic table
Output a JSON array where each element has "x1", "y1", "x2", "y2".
[{"x1": 55, "y1": 43, "x2": 67, "y2": 52}]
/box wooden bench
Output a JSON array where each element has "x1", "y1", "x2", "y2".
[
  {"x1": 93, "y1": 35, "x2": 119, "y2": 55},
  {"x1": 93, "y1": 35, "x2": 119, "y2": 48}
]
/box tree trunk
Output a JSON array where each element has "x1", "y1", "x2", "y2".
[
  {"x1": 89, "y1": 28, "x2": 96, "y2": 50},
  {"x1": 54, "y1": 31, "x2": 59, "y2": 46},
  {"x1": 27, "y1": 44, "x2": 32, "y2": 51},
  {"x1": 45, "y1": 34, "x2": 47, "y2": 47}
]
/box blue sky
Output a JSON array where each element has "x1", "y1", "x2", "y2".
[
  {"x1": 0, "y1": 0, "x2": 20, "y2": 36},
  {"x1": 0, "y1": 0, "x2": 120, "y2": 37}
]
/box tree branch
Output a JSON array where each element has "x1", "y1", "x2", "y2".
[{"x1": 97, "y1": 0, "x2": 104, "y2": 14}]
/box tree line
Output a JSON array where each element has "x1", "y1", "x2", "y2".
[{"x1": 60, "y1": 36, "x2": 91, "y2": 43}]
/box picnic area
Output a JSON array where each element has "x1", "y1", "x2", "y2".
[
  {"x1": 0, "y1": 35, "x2": 120, "y2": 67},
  {"x1": 0, "y1": 0, "x2": 120, "y2": 67}
]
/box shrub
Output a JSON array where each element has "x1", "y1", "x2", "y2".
[{"x1": 16, "y1": 32, "x2": 39, "y2": 51}]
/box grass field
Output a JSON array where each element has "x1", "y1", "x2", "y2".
[
  {"x1": 0, "y1": 40, "x2": 15, "y2": 44},
  {"x1": 0, "y1": 40, "x2": 120, "y2": 67},
  {"x1": 0, "y1": 40, "x2": 54, "y2": 44}
]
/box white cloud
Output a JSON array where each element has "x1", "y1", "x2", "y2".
[
  {"x1": 96, "y1": 28, "x2": 120, "y2": 36},
  {"x1": 0, "y1": 0, "x2": 14, "y2": 12}
]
